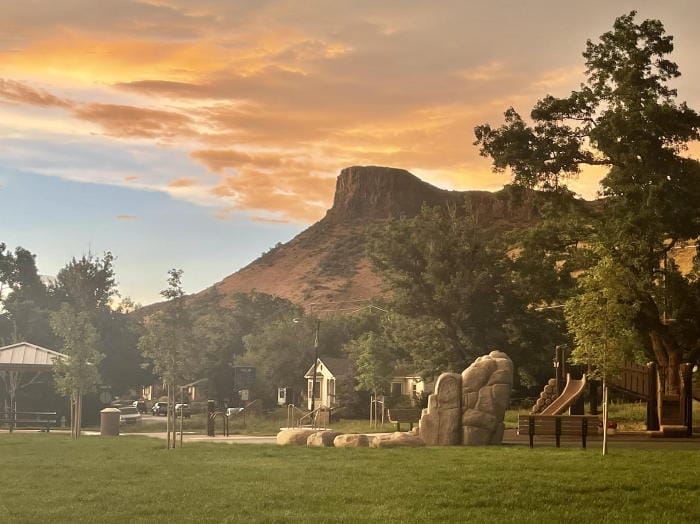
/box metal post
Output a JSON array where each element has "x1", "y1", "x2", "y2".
[
  {"x1": 680, "y1": 362, "x2": 693, "y2": 437},
  {"x1": 602, "y1": 380, "x2": 608, "y2": 455},
  {"x1": 554, "y1": 345, "x2": 565, "y2": 396},
  {"x1": 182, "y1": 386, "x2": 185, "y2": 447},
  {"x1": 310, "y1": 319, "x2": 320, "y2": 412},
  {"x1": 646, "y1": 362, "x2": 659, "y2": 431}
]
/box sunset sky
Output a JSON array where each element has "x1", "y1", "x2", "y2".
[{"x1": 1, "y1": 1, "x2": 699, "y2": 305}]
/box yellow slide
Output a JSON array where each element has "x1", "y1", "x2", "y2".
[{"x1": 540, "y1": 374, "x2": 587, "y2": 415}]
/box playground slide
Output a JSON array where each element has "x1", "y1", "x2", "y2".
[{"x1": 540, "y1": 374, "x2": 587, "y2": 415}]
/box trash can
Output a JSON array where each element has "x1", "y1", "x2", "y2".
[{"x1": 100, "y1": 408, "x2": 121, "y2": 436}]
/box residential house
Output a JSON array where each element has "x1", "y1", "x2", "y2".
[{"x1": 303, "y1": 357, "x2": 431, "y2": 410}]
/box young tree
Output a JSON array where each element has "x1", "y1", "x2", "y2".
[
  {"x1": 475, "y1": 12, "x2": 700, "y2": 392},
  {"x1": 346, "y1": 331, "x2": 395, "y2": 397},
  {"x1": 138, "y1": 269, "x2": 194, "y2": 449},
  {"x1": 50, "y1": 304, "x2": 103, "y2": 438}
]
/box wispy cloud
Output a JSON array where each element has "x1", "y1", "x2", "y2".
[
  {"x1": 1, "y1": 1, "x2": 699, "y2": 221},
  {"x1": 168, "y1": 177, "x2": 198, "y2": 187},
  {"x1": 116, "y1": 214, "x2": 138, "y2": 220}
]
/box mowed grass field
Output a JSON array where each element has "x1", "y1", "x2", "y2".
[{"x1": 1, "y1": 434, "x2": 699, "y2": 523}]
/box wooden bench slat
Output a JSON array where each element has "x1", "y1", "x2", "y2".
[{"x1": 518, "y1": 414, "x2": 599, "y2": 449}]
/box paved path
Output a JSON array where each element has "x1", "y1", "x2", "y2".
[
  {"x1": 122, "y1": 432, "x2": 277, "y2": 444},
  {"x1": 6, "y1": 427, "x2": 700, "y2": 449}
]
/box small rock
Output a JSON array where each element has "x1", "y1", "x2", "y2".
[
  {"x1": 334, "y1": 433, "x2": 370, "y2": 447},
  {"x1": 307, "y1": 431, "x2": 342, "y2": 447},
  {"x1": 276, "y1": 429, "x2": 316, "y2": 445}
]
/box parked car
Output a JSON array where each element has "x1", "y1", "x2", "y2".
[
  {"x1": 119, "y1": 406, "x2": 142, "y2": 425},
  {"x1": 152, "y1": 402, "x2": 168, "y2": 416},
  {"x1": 175, "y1": 403, "x2": 191, "y2": 418},
  {"x1": 132, "y1": 400, "x2": 147, "y2": 414},
  {"x1": 226, "y1": 407, "x2": 244, "y2": 417}
]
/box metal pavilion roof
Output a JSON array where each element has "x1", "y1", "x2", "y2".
[{"x1": 0, "y1": 342, "x2": 66, "y2": 371}]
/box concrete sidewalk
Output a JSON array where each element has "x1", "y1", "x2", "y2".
[{"x1": 121, "y1": 431, "x2": 277, "y2": 444}]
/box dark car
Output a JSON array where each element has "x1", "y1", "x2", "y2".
[{"x1": 152, "y1": 402, "x2": 168, "y2": 416}]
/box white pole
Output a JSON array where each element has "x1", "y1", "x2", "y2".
[
  {"x1": 166, "y1": 383, "x2": 171, "y2": 449},
  {"x1": 602, "y1": 380, "x2": 608, "y2": 456}
]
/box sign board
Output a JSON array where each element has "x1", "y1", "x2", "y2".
[{"x1": 233, "y1": 366, "x2": 256, "y2": 389}]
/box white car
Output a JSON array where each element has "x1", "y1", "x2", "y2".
[{"x1": 119, "y1": 406, "x2": 142, "y2": 425}]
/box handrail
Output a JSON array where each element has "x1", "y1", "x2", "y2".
[
  {"x1": 286, "y1": 404, "x2": 308, "y2": 428},
  {"x1": 297, "y1": 406, "x2": 324, "y2": 429},
  {"x1": 369, "y1": 395, "x2": 385, "y2": 429},
  {"x1": 208, "y1": 411, "x2": 229, "y2": 437}
]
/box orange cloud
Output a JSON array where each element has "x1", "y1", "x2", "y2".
[
  {"x1": 116, "y1": 214, "x2": 138, "y2": 220},
  {"x1": 168, "y1": 177, "x2": 198, "y2": 187},
  {"x1": 0, "y1": 78, "x2": 72, "y2": 108},
  {"x1": 72, "y1": 103, "x2": 195, "y2": 138},
  {"x1": 210, "y1": 169, "x2": 335, "y2": 223},
  {"x1": 249, "y1": 215, "x2": 290, "y2": 224},
  {"x1": 1, "y1": 33, "x2": 227, "y2": 84},
  {"x1": 124, "y1": 175, "x2": 140, "y2": 181}
]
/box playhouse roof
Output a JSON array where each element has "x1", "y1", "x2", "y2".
[{"x1": 304, "y1": 357, "x2": 351, "y2": 379}]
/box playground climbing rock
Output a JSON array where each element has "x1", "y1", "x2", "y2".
[{"x1": 419, "y1": 350, "x2": 513, "y2": 446}]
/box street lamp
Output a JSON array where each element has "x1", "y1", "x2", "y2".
[
  {"x1": 294, "y1": 301, "x2": 388, "y2": 413},
  {"x1": 293, "y1": 317, "x2": 321, "y2": 412}
]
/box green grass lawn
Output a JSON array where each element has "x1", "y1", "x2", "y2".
[{"x1": 1, "y1": 433, "x2": 699, "y2": 523}]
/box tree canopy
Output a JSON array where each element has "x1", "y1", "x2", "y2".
[{"x1": 475, "y1": 12, "x2": 700, "y2": 388}]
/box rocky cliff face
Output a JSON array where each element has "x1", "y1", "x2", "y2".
[
  {"x1": 204, "y1": 166, "x2": 540, "y2": 307},
  {"x1": 325, "y1": 166, "x2": 464, "y2": 221}
]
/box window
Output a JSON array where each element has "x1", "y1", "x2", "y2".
[
  {"x1": 327, "y1": 379, "x2": 335, "y2": 404},
  {"x1": 391, "y1": 382, "x2": 402, "y2": 397},
  {"x1": 308, "y1": 380, "x2": 321, "y2": 399}
]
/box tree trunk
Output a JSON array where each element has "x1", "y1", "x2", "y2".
[{"x1": 648, "y1": 328, "x2": 682, "y2": 394}]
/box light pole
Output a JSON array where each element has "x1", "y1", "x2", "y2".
[
  {"x1": 310, "y1": 318, "x2": 320, "y2": 412},
  {"x1": 599, "y1": 297, "x2": 609, "y2": 456},
  {"x1": 294, "y1": 301, "x2": 388, "y2": 412}
]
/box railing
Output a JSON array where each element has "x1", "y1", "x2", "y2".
[
  {"x1": 286, "y1": 404, "x2": 307, "y2": 428},
  {"x1": 297, "y1": 406, "x2": 324, "y2": 429},
  {"x1": 609, "y1": 361, "x2": 651, "y2": 399},
  {"x1": 207, "y1": 411, "x2": 229, "y2": 437},
  {"x1": 0, "y1": 411, "x2": 58, "y2": 433},
  {"x1": 369, "y1": 395, "x2": 385, "y2": 429}
]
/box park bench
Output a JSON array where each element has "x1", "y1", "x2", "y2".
[
  {"x1": 387, "y1": 408, "x2": 421, "y2": 431},
  {"x1": 0, "y1": 412, "x2": 58, "y2": 432},
  {"x1": 517, "y1": 414, "x2": 600, "y2": 449}
]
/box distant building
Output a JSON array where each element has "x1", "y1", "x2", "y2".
[{"x1": 303, "y1": 357, "x2": 431, "y2": 410}]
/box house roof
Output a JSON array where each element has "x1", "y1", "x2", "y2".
[
  {"x1": 0, "y1": 342, "x2": 66, "y2": 371},
  {"x1": 304, "y1": 357, "x2": 351, "y2": 378}
]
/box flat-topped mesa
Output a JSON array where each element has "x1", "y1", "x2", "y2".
[{"x1": 325, "y1": 165, "x2": 464, "y2": 221}]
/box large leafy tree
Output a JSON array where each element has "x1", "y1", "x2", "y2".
[
  {"x1": 53, "y1": 252, "x2": 148, "y2": 394},
  {"x1": 0, "y1": 244, "x2": 55, "y2": 347},
  {"x1": 368, "y1": 203, "x2": 557, "y2": 383},
  {"x1": 475, "y1": 12, "x2": 700, "y2": 390}
]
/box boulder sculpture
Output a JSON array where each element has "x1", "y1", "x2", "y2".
[{"x1": 419, "y1": 351, "x2": 513, "y2": 446}]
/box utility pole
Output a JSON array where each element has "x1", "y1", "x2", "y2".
[{"x1": 310, "y1": 318, "x2": 320, "y2": 412}]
